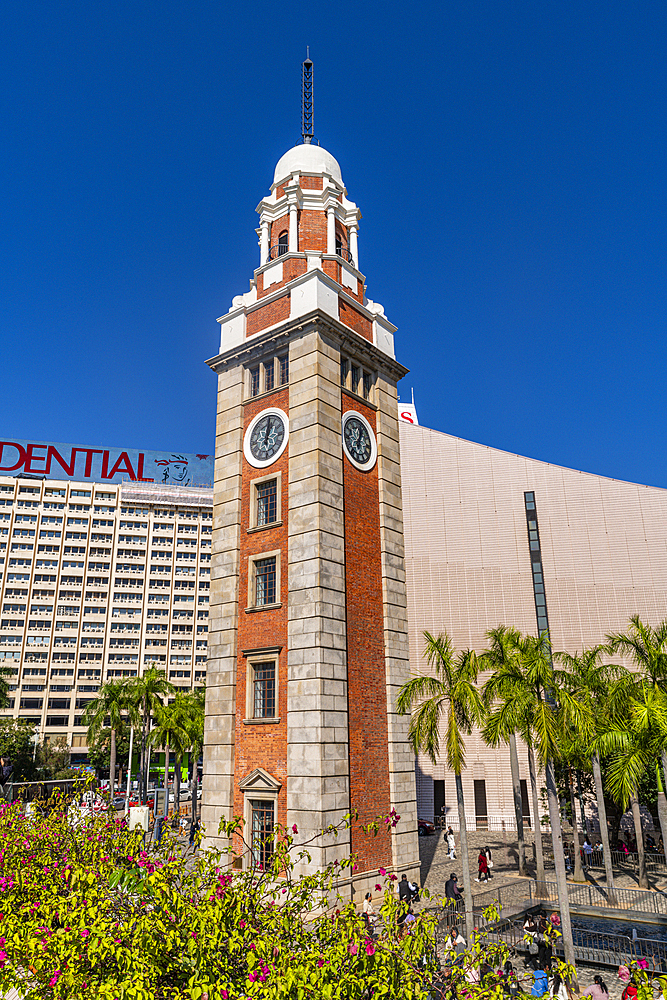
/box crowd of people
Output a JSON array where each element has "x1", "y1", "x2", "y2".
[
  {"x1": 433, "y1": 923, "x2": 622, "y2": 1000},
  {"x1": 562, "y1": 830, "x2": 665, "y2": 872},
  {"x1": 403, "y1": 825, "x2": 661, "y2": 999},
  {"x1": 436, "y1": 923, "x2": 648, "y2": 1000}
]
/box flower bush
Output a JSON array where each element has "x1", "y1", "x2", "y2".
[{"x1": 0, "y1": 790, "x2": 599, "y2": 1000}]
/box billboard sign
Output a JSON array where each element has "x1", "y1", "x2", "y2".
[
  {"x1": 398, "y1": 403, "x2": 419, "y2": 425},
  {"x1": 0, "y1": 439, "x2": 213, "y2": 487}
]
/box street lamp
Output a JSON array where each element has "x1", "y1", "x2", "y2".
[{"x1": 31, "y1": 725, "x2": 41, "y2": 762}]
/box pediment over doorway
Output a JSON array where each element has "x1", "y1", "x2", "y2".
[{"x1": 238, "y1": 767, "x2": 282, "y2": 794}]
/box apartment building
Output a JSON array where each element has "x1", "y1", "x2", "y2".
[{"x1": 0, "y1": 468, "x2": 213, "y2": 764}]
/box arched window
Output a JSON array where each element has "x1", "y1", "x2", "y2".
[
  {"x1": 278, "y1": 231, "x2": 288, "y2": 255},
  {"x1": 335, "y1": 225, "x2": 348, "y2": 259}
]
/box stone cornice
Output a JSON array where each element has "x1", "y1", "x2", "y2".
[
  {"x1": 242, "y1": 267, "x2": 395, "y2": 332},
  {"x1": 256, "y1": 186, "x2": 359, "y2": 225},
  {"x1": 253, "y1": 252, "x2": 366, "y2": 287},
  {"x1": 206, "y1": 308, "x2": 409, "y2": 382}
]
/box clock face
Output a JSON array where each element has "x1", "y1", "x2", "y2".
[
  {"x1": 250, "y1": 414, "x2": 285, "y2": 461},
  {"x1": 244, "y1": 408, "x2": 289, "y2": 468},
  {"x1": 342, "y1": 411, "x2": 377, "y2": 472}
]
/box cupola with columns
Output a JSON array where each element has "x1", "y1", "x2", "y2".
[{"x1": 217, "y1": 141, "x2": 397, "y2": 360}]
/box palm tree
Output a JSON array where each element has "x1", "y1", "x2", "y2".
[
  {"x1": 628, "y1": 684, "x2": 667, "y2": 851},
  {"x1": 397, "y1": 631, "x2": 484, "y2": 942},
  {"x1": 557, "y1": 646, "x2": 623, "y2": 899},
  {"x1": 521, "y1": 633, "x2": 585, "y2": 982},
  {"x1": 606, "y1": 616, "x2": 667, "y2": 843},
  {"x1": 481, "y1": 626, "x2": 528, "y2": 876},
  {"x1": 481, "y1": 628, "x2": 546, "y2": 885},
  {"x1": 126, "y1": 666, "x2": 175, "y2": 804},
  {"x1": 81, "y1": 679, "x2": 129, "y2": 794},
  {"x1": 595, "y1": 682, "x2": 667, "y2": 888},
  {"x1": 149, "y1": 699, "x2": 191, "y2": 818},
  {"x1": 181, "y1": 687, "x2": 205, "y2": 823},
  {"x1": 169, "y1": 693, "x2": 197, "y2": 808},
  {"x1": 0, "y1": 665, "x2": 11, "y2": 709},
  {"x1": 555, "y1": 726, "x2": 587, "y2": 883}
]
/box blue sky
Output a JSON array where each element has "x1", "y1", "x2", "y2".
[{"x1": 1, "y1": 2, "x2": 666, "y2": 486}]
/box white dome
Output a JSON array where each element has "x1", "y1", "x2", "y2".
[{"x1": 273, "y1": 143, "x2": 343, "y2": 188}]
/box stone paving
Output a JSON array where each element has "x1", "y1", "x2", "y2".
[
  {"x1": 419, "y1": 828, "x2": 667, "y2": 900},
  {"x1": 419, "y1": 829, "x2": 667, "y2": 996}
]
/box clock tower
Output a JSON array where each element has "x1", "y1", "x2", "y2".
[{"x1": 202, "y1": 61, "x2": 420, "y2": 893}]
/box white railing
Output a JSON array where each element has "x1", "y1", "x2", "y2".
[{"x1": 436, "y1": 815, "x2": 551, "y2": 833}]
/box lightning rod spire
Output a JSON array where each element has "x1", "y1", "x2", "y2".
[{"x1": 301, "y1": 49, "x2": 314, "y2": 144}]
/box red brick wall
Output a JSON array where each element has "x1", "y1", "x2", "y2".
[
  {"x1": 300, "y1": 176, "x2": 323, "y2": 190},
  {"x1": 322, "y1": 259, "x2": 338, "y2": 282},
  {"x1": 341, "y1": 396, "x2": 392, "y2": 872},
  {"x1": 258, "y1": 258, "x2": 307, "y2": 299},
  {"x1": 247, "y1": 294, "x2": 290, "y2": 336},
  {"x1": 298, "y1": 209, "x2": 327, "y2": 253},
  {"x1": 270, "y1": 215, "x2": 289, "y2": 248},
  {"x1": 234, "y1": 386, "x2": 290, "y2": 857},
  {"x1": 339, "y1": 298, "x2": 373, "y2": 342}
]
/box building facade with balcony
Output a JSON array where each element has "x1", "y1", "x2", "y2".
[{"x1": 0, "y1": 471, "x2": 213, "y2": 761}]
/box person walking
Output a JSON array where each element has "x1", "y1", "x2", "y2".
[
  {"x1": 536, "y1": 914, "x2": 552, "y2": 971},
  {"x1": 446, "y1": 826, "x2": 456, "y2": 859},
  {"x1": 531, "y1": 964, "x2": 549, "y2": 997},
  {"x1": 484, "y1": 844, "x2": 494, "y2": 878},
  {"x1": 582, "y1": 836, "x2": 593, "y2": 870},
  {"x1": 587, "y1": 975, "x2": 609, "y2": 1000},
  {"x1": 501, "y1": 961, "x2": 520, "y2": 998},
  {"x1": 444, "y1": 873, "x2": 464, "y2": 905},
  {"x1": 189, "y1": 815, "x2": 200, "y2": 848},
  {"x1": 476, "y1": 848, "x2": 490, "y2": 882},
  {"x1": 524, "y1": 914, "x2": 539, "y2": 965},
  {"x1": 398, "y1": 873, "x2": 412, "y2": 903}
]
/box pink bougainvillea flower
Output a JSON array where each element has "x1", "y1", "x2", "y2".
[
  {"x1": 365, "y1": 940, "x2": 376, "y2": 956},
  {"x1": 317, "y1": 957, "x2": 325, "y2": 968},
  {"x1": 81, "y1": 929, "x2": 89, "y2": 937},
  {"x1": 292, "y1": 824, "x2": 298, "y2": 833},
  {"x1": 378, "y1": 868, "x2": 386, "y2": 876},
  {"x1": 349, "y1": 943, "x2": 358, "y2": 955},
  {"x1": 375, "y1": 884, "x2": 382, "y2": 891}
]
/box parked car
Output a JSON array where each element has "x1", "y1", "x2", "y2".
[
  {"x1": 168, "y1": 788, "x2": 192, "y2": 803},
  {"x1": 418, "y1": 818, "x2": 435, "y2": 836}
]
